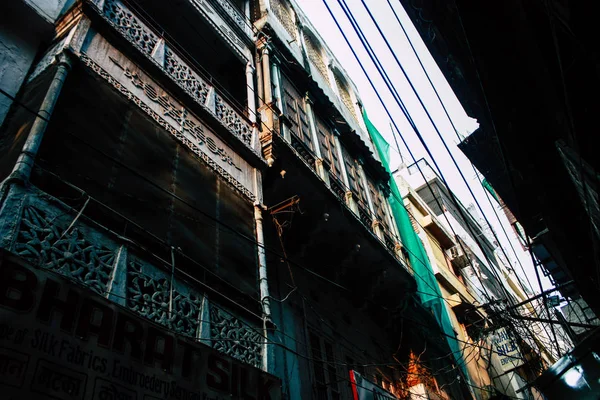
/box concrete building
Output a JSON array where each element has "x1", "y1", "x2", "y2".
[
  {"x1": 0, "y1": 0, "x2": 479, "y2": 399},
  {"x1": 396, "y1": 162, "x2": 557, "y2": 399}
]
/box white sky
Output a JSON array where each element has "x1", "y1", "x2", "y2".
[{"x1": 298, "y1": 0, "x2": 552, "y2": 294}]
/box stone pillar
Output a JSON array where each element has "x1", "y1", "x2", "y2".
[
  {"x1": 246, "y1": 61, "x2": 260, "y2": 151},
  {"x1": 333, "y1": 131, "x2": 357, "y2": 213},
  {"x1": 271, "y1": 58, "x2": 290, "y2": 143},
  {"x1": 304, "y1": 95, "x2": 327, "y2": 182},
  {"x1": 261, "y1": 46, "x2": 272, "y2": 105},
  {"x1": 257, "y1": 44, "x2": 276, "y2": 166}
]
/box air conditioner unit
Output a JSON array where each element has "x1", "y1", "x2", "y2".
[
  {"x1": 447, "y1": 245, "x2": 464, "y2": 260},
  {"x1": 447, "y1": 245, "x2": 468, "y2": 268}
]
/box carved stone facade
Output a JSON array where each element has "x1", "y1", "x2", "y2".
[
  {"x1": 210, "y1": 305, "x2": 263, "y2": 368},
  {"x1": 14, "y1": 205, "x2": 117, "y2": 295},
  {"x1": 1, "y1": 186, "x2": 263, "y2": 368},
  {"x1": 100, "y1": 0, "x2": 255, "y2": 151},
  {"x1": 127, "y1": 258, "x2": 204, "y2": 338}
]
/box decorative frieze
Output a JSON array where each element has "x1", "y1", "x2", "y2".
[
  {"x1": 99, "y1": 0, "x2": 255, "y2": 152},
  {"x1": 78, "y1": 52, "x2": 255, "y2": 201},
  {"x1": 127, "y1": 259, "x2": 203, "y2": 338},
  {"x1": 216, "y1": 0, "x2": 248, "y2": 33},
  {"x1": 270, "y1": 0, "x2": 297, "y2": 41},
  {"x1": 14, "y1": 205, "x2": 116, "y2": 295},
  {"x1": 164, "y1": 48, "x2": 211, "y2": 104},
  {"x1": 215, "y1": 96, "x2": 253, "y2": 145},
  {"x1": 210, "y1": 305, "x2": 263, "y2": 368},
  {"x1": 1, "y1": 187, "x2": 265, "y2": 369},
  {"x1": 104, "y1": 0, "x2": 158, "y2": 56}
]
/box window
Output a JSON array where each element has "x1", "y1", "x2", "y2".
[
  {"x1": 281, "y1": 75, "x2": 314, "y2": 152},
  {"x1": 304, "y1": 32, "x2": 330, "y2": 85},
  {"x1": 309, "y1": 331, "x2": 340, "y2": 400},
  {"x1": 340, "y1": 146, "x2": 368, "y2": 207},
  {"x1": 368, "y1": 178, "x2": 390, "y2": 231},
  {"x1": 315, "y1": 116, "x2": 342, "y2": 179},
  {"x1": 334, "y1": 73, "x2": 357, "y2": 121}
]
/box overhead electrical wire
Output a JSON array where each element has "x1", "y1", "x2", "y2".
[
  {"x1": 0, "y1": 15, "x2": 537, "y2": 395},
  {"x1": 384, "y1": 0, "x2": 536, "y2": 298},
  {"x1": 321, "y1": 0, "x2": 553, "y2": 381},
  {"x1": 336, "y1": 0, "x2": 570, "y2": 363}
]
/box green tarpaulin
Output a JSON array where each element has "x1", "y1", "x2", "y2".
[{"x1": 362, "y1": 110, "x2": 469, "y2": 381}]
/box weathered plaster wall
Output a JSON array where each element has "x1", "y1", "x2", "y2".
[
  {"x1": 0, "y1": 5, "x2": 41, "y2": 127},
  {"x1": 23, "y1": 0, "x2": 72, "y2": 23}
]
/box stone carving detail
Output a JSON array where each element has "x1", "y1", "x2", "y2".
[
  {"x1": 210, "y1": 305, "x2": 262, "y2": 368},
  {"x1": 127, "y1": 260, "x2": 203, "y2": 338},
  {"x1": 216, "y1": 0, "x2": 247, "y2": 32},
  {"x1": 79, "y1": 54, "x2": 256, "y2": 201},
  {"x1": 270, "y1": 0, "x2": 297, "y2": 41},
  {"x1": 215, "y1": 97, "x2": 252, "y2": 145},
  {"x1": 14, "y1": 206, "x2": 116, "y2": 295},
  {"x1": 104, "y1": 0, "x2": 158, "y2": 56},
  {"x1": 165, "y1": 49, "x2": 211, "y2": 104},
  {"x1": 100, "y1": 0, "x2": 254, "y2": 152}
]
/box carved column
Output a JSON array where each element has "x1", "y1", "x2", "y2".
[
  {"x1": 271, "y1": 58, "x2": 290, "y2": 143},
  {"x1": 333, "y1": 131, "x2": 358, "y2": 213},
  {"x1": 304, "y1": 95, "x2": 327, "y2": 182},
  {"x1": 246, "y1": 62, "x2": 260, "y2": 151},
  {"x1": 257, "y1": 43, "x2": 276, "y2": 166},
  {"x1": 246, "y1": 62, "x2": 257, "y2": 124},
  {"x1": 262, "y1": 46, "x2": 273, "y2": 105},
  {"x1": 10, "y1": 53, "x2": 72, "y2": 183},
  {"x1": 357, "y1": 162, "x2": 382, "y2": 239},
  {"x1": 254, "y1": 204, "x2": 274, "y2": 372}
]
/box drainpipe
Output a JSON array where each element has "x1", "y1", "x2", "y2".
[
  {"x1": 254, "y1": 204, "x2": 272, "y2": 322},
  {"x1": 10, "y1": 52, "x2": 72, "y2": 183},
  {"x1": 246, "y1": 61, "x2": 260, "y2": 151}
]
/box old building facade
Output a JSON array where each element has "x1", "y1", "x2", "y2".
[{"x1": 0, "y1": 0, "x2": 506, "y2": 399}]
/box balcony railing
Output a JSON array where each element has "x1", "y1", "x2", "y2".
[
  {"x1": 95, "y1": 0, "x2": 255, "y2": 152},
  {"x1": 213, "y1": 0, "x2": 251, "y2": 36},
  {"x1": 0, "y1": 183, "x2": 263, "y2": 368}
]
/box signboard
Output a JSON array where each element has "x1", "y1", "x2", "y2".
[
  {"x1": 350, "y1": 371, "x2": 397, "y2": 400},
  {"x1": 79, "y1": 32, "x2": 256, "y2": 201},
  {"x1": 0, "y1": 254, "x2": 281, "y2": 400},
  {"x1": 490, "y1": 327, "x2": 524, "y2": 372}
]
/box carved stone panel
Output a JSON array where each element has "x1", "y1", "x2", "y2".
[
  {"x1": 127, "y1": 258, "x2": 203, "y2": 338},
  {"x1": 104, "y1": 0, "x2": 158, "y2": 56},
  {"x1": 14, "y1": 205, "x2": 116, "y2": 295},
  {"x1": 79, "y1": 36, "x2": 257, "y2": 200},
  {"x1": 210, "y1": 305, "x2": 262, "y2": 368}
]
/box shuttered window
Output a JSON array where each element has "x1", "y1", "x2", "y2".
[
  {"x1": 368, "y1": 179, "x2": 390, "y2": 231},
  {"x1": 310, "y1": 331, "x2": 340, "y2": 400},
  {"x1": 315, "y1": 116, "x2": 342, "y2": 179},
  {"x1": 281, "y1": 75, "x2": 313, "y2": 152}
]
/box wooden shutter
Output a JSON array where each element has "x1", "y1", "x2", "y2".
[
  {"x1": 281, "y1": 76, "x2": 313, "y2": 152},
  {"x1": 315, "y1": 116, "x2": 342, "y2": 179},
  {"x1": 309, "y1": 331, "x2": 340, "y2": 400}
]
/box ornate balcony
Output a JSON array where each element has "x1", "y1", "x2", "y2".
[
  {"x1": 0, "y1": 183, "x2": 263, "y2": 368},
  {"x1": 91, "y1": 0, "x2": 256, "y2": 154}
]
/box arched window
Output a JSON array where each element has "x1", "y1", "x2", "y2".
[
  {"x1": 271, "y1": 0, "x2": 297, "y2": 41},
  {"x1": 334, "y1": 72, "x2": 357, "y2": 121},
  {"x1": 303, "y1": 32, "x2": 330, "y2": 85}
]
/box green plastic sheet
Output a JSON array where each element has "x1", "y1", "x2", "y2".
[{"x1": 362, "y1": 110, "x2": 469, "y2": 381}]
